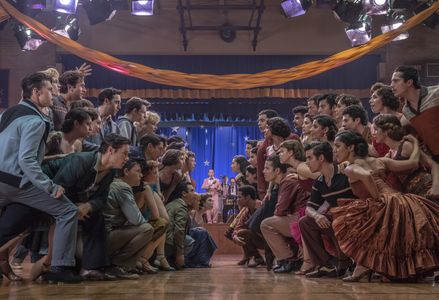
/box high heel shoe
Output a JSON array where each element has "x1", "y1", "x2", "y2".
[
  {"x1": 156, "y1": 257, "x2": 175, "y2": 271},
  {"x1": 342, "y1": 269, "x2": 373, "y2": 282}
]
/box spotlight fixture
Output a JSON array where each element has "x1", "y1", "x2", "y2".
[
  {"x1": 82, "y1": 0, "x2": 116, "y2": 25},
  {"x1": 414, "y1": 1, "x2": 439, "y2": 29},
  {"x1": 345, "y1": 14, "x2": 372, "y2": 47},
  {"x1": 363, "y1": 0, "x2": 388, "y2": 16},
  {"x1": 281, "y1": 0, "x2": 312, "y2": 18},
  {"x1": 131, "y1": 0, "x2": 154, "y2": 16},
  {"x1": 381, "y1": 9, "x2": 410, "y2": 41},
  {"x1": 219, "y1": 23, "x2": 236, "y2": 43},
  {"x1": 333, "y1": 0, "x2": 364, "y2": 24},
  {"x1": 14, "y1": 24, "x2": 45, "y2": 51},
  {"x1": 53, "y1": 15, "x2": 80, "y2": 40},
  {"x1": 54, "y1": 0, "x2": 78, "y2": 14}
]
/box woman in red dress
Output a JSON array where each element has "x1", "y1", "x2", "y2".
[{"x1": 331, "y1": 131, "x2": 439, "y2": 281}]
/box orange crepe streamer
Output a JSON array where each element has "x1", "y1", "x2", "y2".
[{"x1": 1, "y1": 0, "x2": 438, "y2": 89}]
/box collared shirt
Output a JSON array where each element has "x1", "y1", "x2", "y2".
[
  {"x1": 274, "y1": 175, "x2": 309, "y2": 216},
  {"x1": 51, "y1": 95, "x2": 68, "y2": 131},
  {"x1": 403, "y1": 85, "x2": 439, "y2": 120},
  {"x1": 307, "y1": 165, "x2": 355, "y2": 209}
]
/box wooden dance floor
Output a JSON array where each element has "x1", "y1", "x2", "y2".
[{"x1": 1, "y1": 255, "x2": 438, "y2": 300}]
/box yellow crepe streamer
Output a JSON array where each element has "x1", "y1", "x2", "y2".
[{"x1": 1, "y1": 0, "x2": 438, "y2": 89}]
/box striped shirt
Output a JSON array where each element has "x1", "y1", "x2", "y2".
[{"x1": 307, "y1": 165, "x2": 356, "y2": 209}]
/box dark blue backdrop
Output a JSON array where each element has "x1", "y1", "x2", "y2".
[{"x1": 160, "y1": 126, "x2": 261, "y2": 193}]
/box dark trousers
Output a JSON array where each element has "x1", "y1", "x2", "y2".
[
  {"x1": 80, "y1": 211, "x2": 108, "y2": 270},
  {"x1": 0, "y1": 203, "x2": 43, "y2": 247},
  {"x1": 299, "y1": 215, "x2": 346, "y2": 267},
  {"x1": 237, "y1": 229, "x2": 264, "y2": 258}
]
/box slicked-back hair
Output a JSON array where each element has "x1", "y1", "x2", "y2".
[
  {"x1": 21, "y1": 72, "x2": 52, "y2": 99},
  {"x1": 394, "y1": 65, "x2": 421, "y2": 89}
]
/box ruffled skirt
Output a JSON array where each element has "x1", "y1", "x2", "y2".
[{"x1": 331, "y1": 193, "x2": 439, "y2": 279}]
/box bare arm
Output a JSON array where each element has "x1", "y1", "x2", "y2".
[
  {"x1": 344, "y1": 164, "x2": 380, "y2": 199},
  {"x1": 143, "y1": 186, "x2": 160, "y2": 220},
  {"x1": 379, "y1": 136, "x2": 420, "y2": 172},
  {"x1": 297, "y1": 163, "x2": 320, "y2": 180}
]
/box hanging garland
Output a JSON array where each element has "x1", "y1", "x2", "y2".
[{"x1": 1, "y1": 0, "x2": 438, "y2": 90}]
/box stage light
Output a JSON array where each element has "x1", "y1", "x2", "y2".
[
  {"x1": 363, "y1": 0, "x2": 388, "y2": 16},
  {"x1": 414, "y1": 1, "x2": 439, "y2": 29},
  {"x1": 131, "y1": 0, "x2": 154, "y2": 16},
  {"x1": 345, "y1": 14, "x2": 371, "y2": 46},
  {"x1": 280, "y1": 0, "x2": 312, "y2": 18},
  {"x1": 14, "y1": 24, "x2": 45, "y2": 51},
  {"x1": 381, "y1": 9, "x2": 410, "y2": 41},
  {"x1": 82, "y1": 0, "x2": 116, "y2": 25},
  {"x1": 333, "y1": 0, "x2": 364, "y2": 24},
  {"x1": 53, "y1": 15, "x2": 80, "y2": 40},
  {"x1": 54, "y1": 0, "x2": 78, "y2": 14}
]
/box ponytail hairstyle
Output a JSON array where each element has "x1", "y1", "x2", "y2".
[
  {"x1": 335, "y1": 131, "x2": 369, "y2": 158},
  {"x1": 314, "y1": 115, "x2": 338, "y2": 142},
  {"x1": 61, "y1": 108, "x2": 91, "y2": 133},
  {"x1": 373, "y1": 114, "x2": 405, "y2": 141}
]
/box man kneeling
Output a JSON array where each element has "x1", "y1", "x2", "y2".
[{"x1": 103, "y1": 159, "x2": 154, "y2": 279}]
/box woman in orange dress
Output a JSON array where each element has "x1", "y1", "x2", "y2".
[{"x1": 331, "y1": 131, "x2": 439, "y2": 281}]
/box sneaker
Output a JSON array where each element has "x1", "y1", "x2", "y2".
[
  {"x1": 80, "y1": 269, "x2": 106, "y2": 281},
  {"x1": 305, "y1": 265, "x2": 338, "y2": 278}
]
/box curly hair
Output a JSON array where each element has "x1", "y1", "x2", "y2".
[{"x1": 373, "y1": 114, "x2": 405, "y2": 141}]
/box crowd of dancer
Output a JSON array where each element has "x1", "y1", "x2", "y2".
[
  {"x1": 0, "y1": 65, "x2": 217, "y2": 283},
  {"x1": 0, "y1": 64, "x2": 438, "y2": 284},
  {"x1": 224, "y1": 65, "x2": 439, "y2": 282}
]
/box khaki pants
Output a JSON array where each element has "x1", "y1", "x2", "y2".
[
  {"x1": 261, "y1": 214, "x2": 298, "y2": 261},
  {"x1": 107, "y1": 223, "x2": 153, "y2": 267}
]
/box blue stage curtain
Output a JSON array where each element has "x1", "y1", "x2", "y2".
[{"x1": 160, "y1": 126, "x2": 261, "y2": 192}]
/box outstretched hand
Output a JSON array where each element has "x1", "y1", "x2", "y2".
[{"x1": 76, "y1": 63, "x2": 93, "y2": 77}]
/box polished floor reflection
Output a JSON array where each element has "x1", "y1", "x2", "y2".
[{"x1": 1, "y1": 255, "x2": 438, "y2": 300}]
